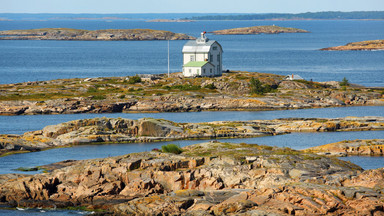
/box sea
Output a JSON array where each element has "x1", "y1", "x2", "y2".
[
  {"x1": 0, "y1": 18, "x2": 384, "y2": 86},
  {"x1": 0, "y1": 15, "x2": 383, "y2": 214}
]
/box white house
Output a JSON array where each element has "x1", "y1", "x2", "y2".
[
  {"x1": 284, "y1": 74, "x2": 304, "y2": 80},
  {"x1": 182, "y1": 32, "x2": 223, "y2": 77}
]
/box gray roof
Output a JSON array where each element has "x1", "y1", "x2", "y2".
[{"x1": 182, "y1": 39, "x2": 222, "y2": 53}]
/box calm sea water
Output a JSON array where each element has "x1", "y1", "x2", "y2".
[
  {"x1": 0, "y1": 130, "x2": 382, "y2": 175},
  {"x1": 0, "y1": 20, "x2": 383, "y2": 86}
]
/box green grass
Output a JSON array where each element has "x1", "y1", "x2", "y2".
[
  {"x1": 91, "y1": 95, "x2": 106, "y2": 100},
  {"x1": 163, "y1": 84, "x2": 201, "y2": 91},
  {"x1": 13, "y1": 166, "x2": 41, "y2": 172},
  {"x1": 161, "y1": 144, "x2": 183, "y2": 154}
]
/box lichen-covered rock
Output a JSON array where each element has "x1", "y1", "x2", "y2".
[
  {"x1": 1, "y1": 116, "x2": 383, "y2": 157},
  {"x1": 0, "y1": 142, "x2": 383, "y2": 215},
  {"x1": 305, "y1": 139, "x2": 384, "y2": 156}
]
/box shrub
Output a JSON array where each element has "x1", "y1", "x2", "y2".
[
  {"x1": 340, "y1": 77, "x2": 349, "y2": 86},
  {"x1": 87, "y1": 87, "x2": 98, "y2": 93},
  {"x1": 204, "y1": 83, "x2": 216, "y2": 89},
  {"x1": 162, "y1": 84, "x2": 201, "y2": 91},
  {"x1": 249, "y1": 77, "x2": 277, "y2": 95},
  {"x1": 128, "y1": 75, "x2": 142, "y2": 84},
  {"x1": 91, "y1": 95, "x2": 106, "y2": 100},
  {"x1": 161, "y1": 144, "x2": 183, "y2": 154}
]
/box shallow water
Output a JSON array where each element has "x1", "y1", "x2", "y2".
[
  {"x1": 0, "y1": 130, "x2": 382, "y2": 175},
  {"x1": 1, "y1": 106, "x2": 382, "y2": 135}
]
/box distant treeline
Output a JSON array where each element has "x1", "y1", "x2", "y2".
[{"x1": 187, "y1": 11, "x2": 384, "y2": 20}]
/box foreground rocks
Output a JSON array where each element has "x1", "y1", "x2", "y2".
[
  {"x1": 1, "y1": 116, "x2": 383, "y2": 157},
  {"x1": 321, "y1": 39, "x2": 384, "y2": 51},
  {"x1": 0, "y1": 28, "x2": 195, "y2": 41},
  {"x1": 305, "y1": 139, "x2": 384, "y2": 156},
  {"x1": 1, "y1": 141, "x2": 384, "y2": 215},
  {"x1": 0, "y1": 71, "x2": 383, "y2": 116},
  {"x1": 211, "y1": 25, "x2": 309, "y2": 35}
]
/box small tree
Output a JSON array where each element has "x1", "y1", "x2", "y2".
[
  {"x1": 128, "y1": 75, "x2": 141, "y2": 84},
  {"x1": 340, "y1": 77, "x2": 349, "y2": 86},
  {"x1": 250, "y1": 77, "x2": 265, "y2": 94},
  {"x1": 204, "y1": 83, "x2": 216, "y2": 89}
]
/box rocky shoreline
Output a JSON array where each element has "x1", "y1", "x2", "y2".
[
  {"x1": 1, "y1": 141, "x2": 384, "y2": 215},
  {"x1": 211, "y1": 25, "x2": 309, "y2": 35},
  {"x1": 1, "y1": 116, "x2": 383, "y2": 157},
  {"x1": 0, "y1": 71, "x2": 383, "y2": 116},
  {"x1": 0, "y1": 28, "x2": 195, "y2": 41},
  {"x1": 321, "y1": 39, "x2": 384, "y2": 51},
  {"x1": 305, "y1": 139, "x2": 384, "y2": 156}
]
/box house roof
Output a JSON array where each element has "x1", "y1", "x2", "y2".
[
  {"x1": 182, "y1": 39, "x2": 222, "y2": 53},
  {"x1": 284, "y1": 74, "x2": 304, "y2": 80},
  {"x1": 183, "y1": 61, "x2": 212, "y2": 67}
]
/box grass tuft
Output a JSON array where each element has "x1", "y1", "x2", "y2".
[{"x1": 161, "y1": 144, "x2": 183, "y2": 154}]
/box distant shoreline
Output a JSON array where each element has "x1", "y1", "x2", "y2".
[{"x1": 1, "y1": 11, "x2": 384, "y2": 21}]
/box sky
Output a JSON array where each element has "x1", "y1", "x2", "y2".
[{"x1": 1, "y1": 0, "x2": 384, "y2": 13}]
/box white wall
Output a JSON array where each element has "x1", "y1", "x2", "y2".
[{"x1": 183, "y1": 64, "x2": 214, "y2": 77}]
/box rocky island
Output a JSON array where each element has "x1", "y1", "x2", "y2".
[
  {"x1": 305, "y1": 139, "x2": 384, "y2": 156},
  {"x1": 0, "y1": 71, "x2": 383, "y2": 116},
  {"x1": 1, "y1": 141, "x2": 384, "y2": 215},
  {"x1": 1, "y1": 116, "x2": 383, "y2": 157},
  {"x1": 321, "y1": 39, "x2": 384, "y2": 51},
  {"x1": 211, "y1": 25, "x2": 309, "y2": 35},
  {"x1": 146, "y1": 19, "x2": 194, "y2": 22},
  {"x1": 0, "y1": 28, "x2": 195, "y2": 41}
]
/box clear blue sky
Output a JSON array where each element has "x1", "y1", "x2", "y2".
[{"x1": 2, "y1": 0, "x2": 384, "y2": 13}]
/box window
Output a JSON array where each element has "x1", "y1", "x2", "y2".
[
  {"x1": 197, "y1": 69, "x2": 200, "y2": 74},
  {"x1": 189, "y1": 69, "x2": 192, "y2": 74},
  {"x1": 217, "y1": 54, "x2": 220, "y2": 62},
  {"x1": 203, "y1": 69, "x2": 206, "y2": 74},
  {"x1": 212, "y1": 46, "x2": 217, "y2": 50},
  {"x1": 190, "y1": 55, "x2": 195, "y2": 61},
  {"x1": 217, "y1": 65, "x2": 220, "y2": 74},
  {"x1": 210, "y1": 68, "x2": 212, "y2": 73},
  {"x1": 210, "y1": 54, "x2": 213, "y2": 62}
]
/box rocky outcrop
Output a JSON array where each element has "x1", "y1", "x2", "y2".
[
  {"x1": 0, "y1": 71, "x2": 383, "y2": 116},
  {"x1": 305, "y1": 139, "x2": 384, "y2": 156},
  {"x1": 0, "y1": 28, "x2": 195, "y2": 41},
  {"x1": 1, "y1": 116, "x2": 383, "y2": 156},
  {"x1": 212, "y1": 25, "x2": 309, "y2": 35},
  {"x1": 1, "y1": 141, "x2": 383, "y2": 215},
  {"x1": 321, "y1": 39, "x2": 384, "y2": 51}
]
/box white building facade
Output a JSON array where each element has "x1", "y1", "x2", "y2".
[{"x1": 182, "y1": 32, "x2": 223, "y2": 77}]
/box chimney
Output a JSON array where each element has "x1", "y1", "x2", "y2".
[{"x1": 197, "y1": 31, "x2": 208, "y2": 43}]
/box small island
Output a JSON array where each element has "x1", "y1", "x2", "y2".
[
  {"x1": 0, "y1": 28, "x2": 195, "y2": 41},
  {"x1": 1, "y1": 116, "x2": 382, "y2": 157},
  {"x1": 146, "y1": 19, "x2": 194, "y2": 22},
  {"x1": 211, "y1": 25, "x2": 309, "y2": 35},
  {"x1": 321, "y1": 39, "x2": 384, "y2": 51},
  {"x1": 305, "y1": 139, "x2": 384, "y2": 156},
  {"x1": 0, "y1": 71, "x2": 383, "y2": 116}
]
